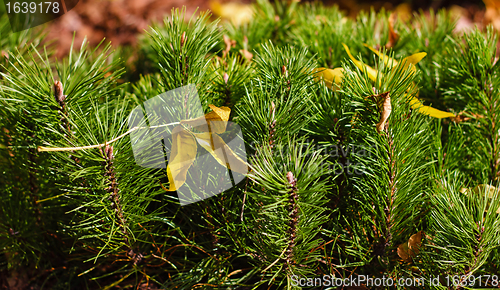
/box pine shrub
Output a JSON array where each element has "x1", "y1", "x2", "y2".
[{"x1": 1, "y1": 2, "x2": 500, "y2": 289}]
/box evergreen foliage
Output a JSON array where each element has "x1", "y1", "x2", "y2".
[{"x1": 1, "y1": 1, "x2": 500, "y2": 289}]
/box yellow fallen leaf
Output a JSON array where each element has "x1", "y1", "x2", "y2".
[
  {"x1": 402, "y1": 52, "x2": 428, "y2": 68},
  {"x1": 209, "y1": 0, "x2": 253, "y2": 26},
  {"x1": 164, "y1": 105, "x2": 249, "y2": 191},
  {"x1": 313, "y1": 67, "x2": 344, "y2": 91},
  {"x1": 394, "y1": 3, "x2": 412, "y2": 23},
  {"x1": 194, "y1": 132, "x2": 248, "y2": 174},
  {"x1": 38, "y1": 104, "x2": 248, "y2": 193},
  {"x1": 208, "y1": 104, "x2": 231, "y2": 122},
  {"x1": 313, "y1": 45, "x2": 455, "y2": 121},
  {"x1": 359, "y1": 45, "x2": 455, "y2": 119},
  {"x1": 408, "y1": 231, "x2": 423, "y2": 253},
  {"x1": 182, "y1": 104, "x2": 231, "y2": 134},
  {"x1": 408, "y1": 97, "x2": 455, "y2": 119},
  {"x1": 342, "y1": 43, "x2": 378, "y2": 82},
  {"x1": 363, "y1": 44, "x2": 426, "y2": 74},
  {"x1": 165, "y1": 125, "x2": 198, "y2": 191}
]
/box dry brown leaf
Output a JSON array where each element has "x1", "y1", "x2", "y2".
[
  {"x1": 385, "y1": 13, "x2": 400, "y2": 49},
  {"x1": 397, "y1": 243, "x2": 411, "y2": 262},
  {"x1": 451, "y1": 114, "x2": 471, "y2": 123},
  {"x1": 451, "y1": 111, "x2": 485, "y2": 123},
  {"x1": 376, "y1": 92, "x2": 391, "y2": 133},
  {"x1": 397, "y1": 231, "x2": 423, "y2": 262},
  {"x1": 485, "y1": 0, "x2": 500, "y2": 31},
  {"x1": 408, "y1": 231, "x2": 423, "y2": 255}
]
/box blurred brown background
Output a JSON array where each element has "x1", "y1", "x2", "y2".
[{"x1": 43, "y1": 0, "x2": 490, "y2": 57}]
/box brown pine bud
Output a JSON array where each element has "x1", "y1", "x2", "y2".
[
  {"x1": 287, "y1": 171, "x2": 296, "y2": 187},
  {"x1": 105, "y1": 145, "x2": 114, "y2": 160},
  {"x1": 128, "y1": 249, "x2": 135, "y2": 257},
  {"x1": 54, "y1": 81, "x2": 65, "y2": 105}
]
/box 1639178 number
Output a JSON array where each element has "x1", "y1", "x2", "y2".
[{"x1": 6, "y1": 2, "x2": 60, "y2": 14}]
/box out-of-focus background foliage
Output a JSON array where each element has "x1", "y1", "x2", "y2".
[{"x1": 40, "y1": 0, "x2": 495, "y2": 59}]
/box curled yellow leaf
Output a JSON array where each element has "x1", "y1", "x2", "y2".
[
  {"x1": 209, "y1": 0, "x2": 253, "y2": 26},
  {"x1": 403, "y1": 52, "x2": 427, "y2": 67},
  {"x1": 342, "y1": 43, "x2": 378, "y2": 82},
  {"x1": 182, "y1": 104, "x2": 231, "y2": 134},
  {"x1": 363, "y1": 44, "x2": 427, "y2": 74},
  {"x1": 312, "y1": 45, "x2": 454, "y2": 121},
  {"x1": 362, "y1": 45, "x2": 454, "y2": 119},
  {"x1": 364, "y1": 44, "x2": 392, "y2": 66},
  {"x1": 165, "y1": 125, "x2": 198, "y2": 191},
  {"x1": 208, "y1": 104, "x2": 231, "y2": 122},
  {"x1": 408, "y1": 97, "x2": 455, "y2": 119},
  {"x1": 313, "y1": 67, "x2": 344, "y2": 91},
  {"x1": 194, "y1": 132, "x2": 249, "y2": 174}
]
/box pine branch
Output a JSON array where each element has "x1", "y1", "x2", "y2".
[
  {"x1": 147, "y1": 8, "x2": 221, "y2": 98},
  {"x1": 338, "y1": 46, "x2": 432, "y2": 269},
  {"x1": 285, "y1": 171, "x2": 298, "y2": 269},
  {"x1": 442, "y1": 26, "x2": 500, "y2": 183},
  {"x1": 422, "y1": 175, "x2": 500, "y2": 282},
  {"x1": 247, "y1": 138, "x2": 330, "y2": 283}
]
